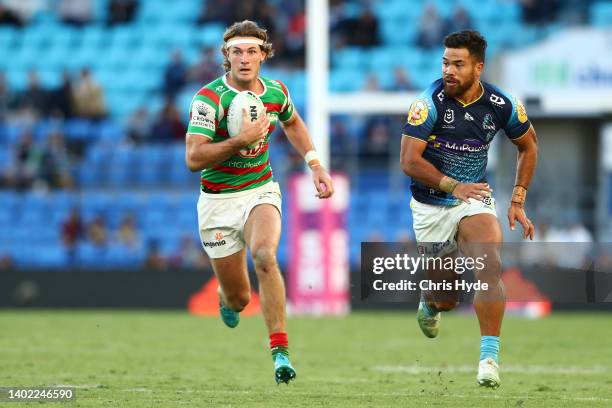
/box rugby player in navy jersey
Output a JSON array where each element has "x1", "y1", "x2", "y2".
[{"x1": 400, "y1": 30, "x2": 538, "y2": 388}]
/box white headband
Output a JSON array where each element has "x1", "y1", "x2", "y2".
[{"x1": 225, "y1": 38, "x2": 264, "y2": 49}]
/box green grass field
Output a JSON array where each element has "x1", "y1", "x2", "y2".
[{"x1": 1, "y1": 310, "x2": 611, "y2": 407}]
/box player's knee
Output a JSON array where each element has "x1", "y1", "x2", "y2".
[
  {"x1": 252, "y1": 247, "x2": 278, "y2": 275},
  {"x1": 474, "y1": 253, "x2": 502, "y2": 282},
  {"x1": 225, "y1": 291, "x2": 250, "y2": 311},
  {"x1": 434, "y1": 300, "x2": 459, "y2": 311}
]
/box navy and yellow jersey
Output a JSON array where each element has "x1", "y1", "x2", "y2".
[{"x1": 402, "y1": 78, "x2": 531, "y2": 206}]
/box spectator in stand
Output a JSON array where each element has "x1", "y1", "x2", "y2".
[
  {"x1": 163, "y1": 50, "x2": 188, "y2": 98},
  {"x1": 151, "y1": 100, "x2": 186, "y2": 142},
  {"x1": 144, "y1": 239, "x2": 166, "y2": 269},
  {"x1": 72, "y1": 68, "x2": 106, "y2": 120},
  {"x1": 0, "y1": 72, "x2": 15, "y2": 121},
  {"x1": 391, "y1": 66, "x2": 416, "y2": 91},
  {"x1": 282, "y1": 7, "x2": 306, "y2": 67},
  {"x1": 19, "y1": 71, "x2": 48, "y2": 117},
  {"x1": 445, "y1": 5, "x2": 473, "y2": 34},
  {"x1": 6, "y1": 131, "x2": 40, "y2": 190},
  {"x1": 520, "y1": 0, "x2": 560, "y2": 25},
  {"x1": 363, "y1": 73, "x2": 381, "y2": 91},
  {"x1": 169, "y1": 235, "x2": 209, "y2": 268},
  {"x1": 61, "y1": 207, "x2": 84, "y2": 265},
  {"x1": 188, "y1": 47, "x2": 222, "y2": 86},
  {"x1": 416, "y1": 3, "x2": 445, "y2": 49},
  {"x1": 329, "y1": 118, "x2": 351, "y2": 172},
  {"x1": 57, "y1": 0, "x2": 92, "y2": 26},
  {"x1": 116, "y1": 213, "x2": 140, "y2": 249},
  {"x1": 349, "y1": 8, "x2": 380, "y2": 47},
  {"x1": 48, "y1": 71, "x2": 74, "y2": 119},
  {"x1": 247, "y1": 1, "x2": 277, "y2": 39},
  {"x1": 38, "y1": 131, "x2": 73, "y2": 189},
  {"x1": 107, "y1": 0, "x2": 138, "y2": 25},
  {"x1": 88, "y1": 214, "x2": 109, "y2": 247},
  {"x1": 126, "y1": 106, "x2": 151, "y2": 144},
  {"x1": 196, "y1": 0, "x2": 235, "y2": 25},
  {"x1": 360, "y1": 119, "x2": 391, "y2": 161},
  {"x1": 3, "y1": 0, "x2": 47, "y2": 23},
  {"x1": 334, "y1": 6, "x2": 380, "y2": 48},
  {"x1": 0, "y1": 254, "x2": 14, "y2": 270},
  {"x1": 0, "y1": 3, "x2": 23, "y2": 26}
]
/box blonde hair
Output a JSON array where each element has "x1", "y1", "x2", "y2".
[{"x1": 221, "y1": 20, "x2": 274, "y2": 72}]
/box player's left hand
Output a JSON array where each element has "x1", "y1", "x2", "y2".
[
  {"x1": 507, "y1": 203, "x2": 535, "y2": 240},
  {"x1": 311, "y1": 165, "x2": 334, "y2": 199}
]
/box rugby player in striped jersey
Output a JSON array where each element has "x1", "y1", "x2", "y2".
[{"x1": 185, "y1": 20, "x2": 334, "y2": 384}]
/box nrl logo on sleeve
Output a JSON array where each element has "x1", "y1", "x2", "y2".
[
  {"x1": 407, "y1": 99, "x2": 429, "y2": 126},
  {"x1": 489, "y1": 94, "x2": 506, "y2": 107}
]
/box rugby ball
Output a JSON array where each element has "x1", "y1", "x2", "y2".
[{"x1": 227, "y1": 90, "x2": 265, "y2": 138}]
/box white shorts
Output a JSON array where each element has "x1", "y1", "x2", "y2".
[
  {"x1": 197, "y1": 181, "x2": 282, "y2": 259},
  {"x1": 410, "y1": 196, "x2": 497, "y2": 255}
]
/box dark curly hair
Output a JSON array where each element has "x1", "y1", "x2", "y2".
[{"x1": 444, "y1": 30, "x2": 487, "y2": 63}]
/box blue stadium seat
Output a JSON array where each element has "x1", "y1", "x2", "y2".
[
  {"x1": 197, "y1": 24, "x2": 226, "y2": 47},
  {"x1": 64, "y1": 120, "x2": 96, "y2": 141},
  {"x1": 591, "y1": 1, "x2": 612, "y2": 27}
]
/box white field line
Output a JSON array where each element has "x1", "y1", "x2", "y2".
[
  {"x1": 54, "y1": 383, "x2": 103, "y2": 389},
  {"x1": 371, "y1": 364, "x2": 609, "y2": 375},
  {"x1": 192, "y1": 389, "x2": 612, "y2": 402}
]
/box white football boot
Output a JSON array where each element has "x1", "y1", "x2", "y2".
[{"x1": 477, "y1": 357, "x2": 500, "y2": 388}]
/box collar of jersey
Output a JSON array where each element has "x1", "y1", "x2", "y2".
[
  {"x1": 223, "y1": 73, "x2": 267, "y2": 96},
  {"x1": 453, "y1": 81, "x2": 484, "y2": 107}
]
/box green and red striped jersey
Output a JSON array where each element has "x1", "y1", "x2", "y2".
[{"x1": 187, "y1": 74, "x2": 295, "y2": 194}]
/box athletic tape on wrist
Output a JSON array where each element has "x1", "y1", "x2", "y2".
[{"x1": 304, "y1": 150, "x2": 320, "y2": 167}]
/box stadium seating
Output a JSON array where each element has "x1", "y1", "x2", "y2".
[{"x1": 1, "y1": 0, "x2": 607, "y2": 270}]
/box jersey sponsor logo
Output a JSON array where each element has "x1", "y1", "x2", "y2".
[
  {"x1": 464, "y1": 112, "x2": 474, "y2": 121},
  {"x1": 442, "y1": 141, "x2": 490, "y2": 153},
  {"x1": 489, "y1": 94, "x2": 506, "y2": 106},
  {"x1": 215, "y1": 85, "x2": 225, "y2": 92},
  {"x1": 408, "y1": 99, "x2": 429, "y2": 126},
  {"x1": 203, "y1": 231, "x2": 227, "y2": 248},
  {"x1": 482, "y1": 113, "x2": 496, "y2": 131},
  {"x1": 239, "y1": 139, "x2": 267, "y2": 158},
  {"x1": 516, "y1": 100, "x2": 528, "y2": 123},
  {"x1": 437, "y1": 90, "x2": 445, "y2": 102},
  {"x1": 190, "y1": 100, "x2": 216, "y2": 131},
  {"x1": 406, "y1": 99, "x2": 429, "y2": 126},
  {"x1": 444, "y1": 108, "x2": 455, "y2": 124},
  {"x1": 224, "y1": 159, "x2": 265, "y2": 168}
]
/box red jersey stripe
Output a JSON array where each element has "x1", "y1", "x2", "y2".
[
  {"x1": 197, "y1": 88, "x2": 220, "y2": 105},
  {"x1": 201, "y1": 171, "x2": 273, "y2": 191}
]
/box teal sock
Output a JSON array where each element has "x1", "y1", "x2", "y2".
[
  {"x1": 420, "y1": 301, "x2": 438, "y2": 317},
  {"x1": 480, "y1": 336, "x2": 500, "y2": 363}
]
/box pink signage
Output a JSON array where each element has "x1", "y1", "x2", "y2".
[{"x1": 287, "y1": 173, "x2": 349, "y2": 315}]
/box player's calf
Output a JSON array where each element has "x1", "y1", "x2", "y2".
[
  {"x1": 217, "y1": 287, "x2": 248, "y2": 329},
  {"x1": 432, "y1": 300, "x2": 458, "y2": 311},
  {"x1": 223, "y1": 290, "x2": 250, "y2": 311}
]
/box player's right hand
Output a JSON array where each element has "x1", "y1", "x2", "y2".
[
  {"x1": 237, "y1": 108, "x2": 269, "y2": 147},
  {"x1": 452, "y1": 182, "x2": 492, "y2": 204}
]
